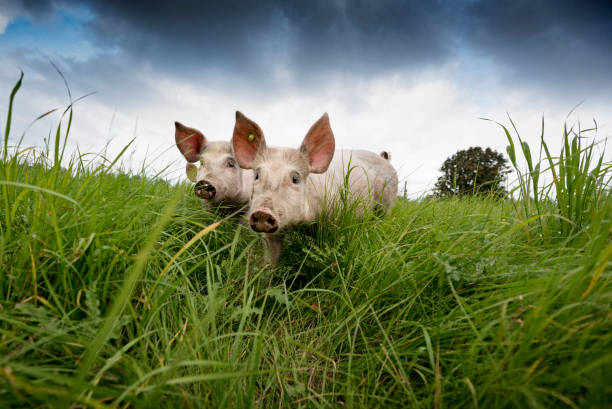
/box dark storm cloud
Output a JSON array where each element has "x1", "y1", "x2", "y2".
[
  {"x1": 462, "y1": 1, "x2": 612, "y2": 93},
  {"x1": 1, "y1": 0, "x2": 55, "y2": 19},
  {"x1": 6, "y1": 0, "x2": 612, "y2": 93},
  {"x1": 75, "y1": 0, "x2": 457, "y2": 83}
]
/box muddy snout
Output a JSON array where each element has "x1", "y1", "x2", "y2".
[
  {"x1": 194, "y1": 180, "x2": 216, "y2": 200},
  {"x1": 249, "y1": 208, "x2": 279, "y2": 233}
]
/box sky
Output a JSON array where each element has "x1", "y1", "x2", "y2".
[{"x1": 1, "y1": 0, "x2": 611, "y2": 196}]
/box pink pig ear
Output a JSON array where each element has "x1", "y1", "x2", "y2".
[
  {"x1": 232, "y1": 111, "x2": 266, "y2": 169},
  {"x1": 300, "y1": 113, "x2": 335, "y2": 173},
  {"x1": 175, "y1": 121, "x2": 207, "y2": 163}
]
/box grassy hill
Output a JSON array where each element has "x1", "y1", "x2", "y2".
[{"x1": 1, "y1": 76, "x2": 611, "y2": 408}]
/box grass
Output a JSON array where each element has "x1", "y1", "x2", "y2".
[{"x1": 1, "y1": 75, "x2": 611, "y2": 408}]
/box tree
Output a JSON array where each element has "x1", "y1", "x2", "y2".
[{"x1": 434, "y1": 146, "x2": 510, "y2": 197}]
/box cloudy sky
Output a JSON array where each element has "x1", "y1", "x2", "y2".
[{"x1": 1, "y1": 0, "x2": 611, "y2": 196}]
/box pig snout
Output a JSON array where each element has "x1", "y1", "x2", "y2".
[
  {"x1": 194, "y1": 180, "x2": 216, "y2": 200},
  {"x1": 249, "y1": 208, "x2": 279, "y2": 233}
]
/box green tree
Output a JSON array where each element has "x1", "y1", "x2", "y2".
[{"x1": 434, "y1": 146, "x2": 510, "y2": 197}]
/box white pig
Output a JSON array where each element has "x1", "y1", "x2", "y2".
[
  {"x1": 175, "y1": 121, "x2": 252, "y2": 209},
  {"x1": 231, "y1": 111, "x2": 398, "y2": 264}
]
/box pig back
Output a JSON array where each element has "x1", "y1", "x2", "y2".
[{"x1": 308, "y1": 150, "x2": 398, "y2": 216}]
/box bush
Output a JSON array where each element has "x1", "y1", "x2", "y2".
[{"x1": 434, "y1": 146, "x2": 510, "y2": 197}]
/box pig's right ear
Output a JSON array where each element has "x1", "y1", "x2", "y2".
[
  {"x1": 232, "y1": 111, "x2": 266, "y2": 169},
  {"x1": 175, "y1": 121, "x2": 207, "y2": 163},
  {"x1": 300, "y1": 113, "x2": 335, "y2": 174}
]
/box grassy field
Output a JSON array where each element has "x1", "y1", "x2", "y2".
[{"x1": 1, "y1": 75, "x2": 611, "y2": 408}]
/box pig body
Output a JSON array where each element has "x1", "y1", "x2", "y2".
[
  {"x1": 308, "y1": 149, "x2": 398, "y2": 217},
  {"x1": 175, "y1": 121, "x2": 252, "y2": 209},
  {"x1": 232, "y1": 112, "x2": 398, "y2": 264}
]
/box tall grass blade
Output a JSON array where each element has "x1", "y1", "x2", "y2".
[{"x1": 2, "y1": 71, "x2": 23, "y2": 162}]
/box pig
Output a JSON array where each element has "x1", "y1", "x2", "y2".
[
  {"x1": 231, "y1": 111, "x2": 398, "y2": 264},
  {"x1": 175, "y1": 121, "x2": 252, "y2": 209}
]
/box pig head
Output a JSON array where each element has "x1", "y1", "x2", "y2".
[
  {"x1": 232, "y1": 111, "x2": 398, "y2": 265},
  {"x1": 175, "y1": 121, "x2": 252, "y2": 208}
]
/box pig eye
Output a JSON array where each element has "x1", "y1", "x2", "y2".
[
  {"x1": 254, "y1": 171, "x2": 259, "y2": 181},
  {"x1": 226, "y1": 158, "x2": 236, "y2": 168},
  {"x1": 291, "y1": 172, "x2": 301, "y2": 184}
]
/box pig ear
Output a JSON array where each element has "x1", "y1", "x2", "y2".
[
  {"x1": 300, "y1": 113, "x2": 335, "y2": 173},
  {"x1": 175, "y1": 121, "x2": 207, "y2": 163},
  {"x1": 232, "y1": 111, "x2": 266, "y2": 169}
]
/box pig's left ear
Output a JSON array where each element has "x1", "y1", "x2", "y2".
[
  {"x1": 232, "y1": 111, "x2": 266, "y2": 169},
  {"x1": 300, "y1": 113, "x2": 335, "y2": 173},
  {"x1": 175, "y1": 121, "x2": 207, "y2": 163}
]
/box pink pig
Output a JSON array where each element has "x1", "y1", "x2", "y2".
[
  {"x1": 232, "y1": 111, "x2": 398, "y2": 264},
  {"x1": 175, "y1": 121, "x2": 252, "y2": 209}
]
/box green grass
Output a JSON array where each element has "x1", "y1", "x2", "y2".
[{"x1": 1, "y1": 75, "x2": 611, "y2": 408}]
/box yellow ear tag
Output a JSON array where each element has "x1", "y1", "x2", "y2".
[{"x1": 247, "y1": 132, "x2": 256, "y2": 142}]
